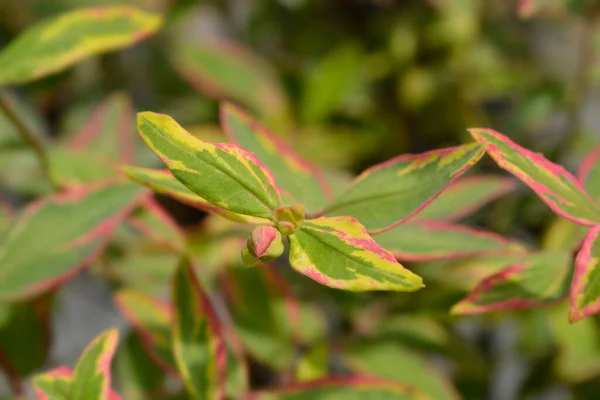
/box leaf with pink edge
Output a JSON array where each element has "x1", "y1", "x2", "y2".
[
  {"x1": 470, "y1": 128, "x2": 600, "y2": 226},
  {"x1": 136, "y1": 112, "x2": 282, "y2": 219},
  {"x1": 451, "y1": 251, "x2": 571, "y2": 315},
  {"x1": 67, "y1": 93, "x2": 135, "y2": 163},
  {"x1": 323, "y1": 143, "x2": 485, "y2": 232},
  {"x1": 33, "y1": 329, "x2": 121, "y2": 400},
  {"x1": 288, "y1": 216, "x2": 424, "y2": 292},
  {"x1": 123, "y1": 166, "x2": 268, "y2": 224},
  {"x1": 247, "y1": 376, "x2": 430, "y2": 399},
  {"x1": 343, "y1": 340, "x2": 460, "y2": 400},
  {"x1": 128, "y1": 197, "x2": 186, "y2": 251},
  {"x1": 569, "y1": 225, "x2": 600, "y2": 322},
  {"x1": 413, "y1": 175, "x2": 517, "y2": 221},
  {"x1": 114, "y1": 290, "x2": 176, "y2": 373},
  {"x1": 172, "y1": 259, "x2": 226, "y2": 400},
  {"x1": 0, "y1": 6, "x2": 162, "y2": 85},
  {"x1": 172, "y1": 38, "x2": 289, "y2": 128},
  {"x1": 221, "y1": 103, "x2": 331, "y2": 212},
  {"x1": 373, "y1": 221, "x2": 526, "y2": 262},
  {"x1": 0, "y1": 181, "x2": 147, "y2": 301},
  {"x1": 578, "y1": 144, "x2": 600, "y2": 200}
]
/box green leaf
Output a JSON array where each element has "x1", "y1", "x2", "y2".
[
  {"x1": 323, "y1": 143, "x2": 486, "y2": 232},
  {"x1": 172, "y1": 38, "x2": 290, "y2": 130},
  {"x1": 470, "y1": 128, "x2": 600, "y2": 226},
  {"x1": 344, "y1": 340, "x2": 460, "y2": 400},
  {"x1": 172, "y1": 259, "x2": 225, "y2": 400},
  {"x1": 128, "y1": 197, "x2": 186, "y2": 252},
  {"x1": 288, "y1": 216, "x2": 423, "y2": 291},
  {"x1": 0, "y1": 6, "x2": 162, "y2": 85},
  {"x1": 248, "y1": 377, "x2": 430, "y2": 399},
  {"x1": 136, "y1": 112, "x2": 282, "y2": 219},
  {"x1": 0, "y1": 181, "x2": 146, "y2": 301},
  {"x1": 33, "y1": 329, "x2": 120, "y2": 400},
  {"x1": 114, "y1": 290, "x2": 176, "y2": 373},
  {"x1": 373, "y1": 221, "x2": 526, "y2": 261},
  {"x1": 569, "y1": 225, "x2": 600, "y2": 322},
  {"x1": 296, "y1": 343, "x2": 329, "y2": 382},
  {"x1": 578, "y1": 144, "x2": 600, "y2": 201},
  {"x1": 221, "y1": 103, "x2": 331, "y2": 212},
  {"x1": 123, "y1": 166, "x2": 267, "y2": 224},
  {"x1": 413, "y1": 175, "x2": 516, "y2": 221},
  {"x1": 451, "y1": 251, "x2": 571, "y2": 315},
  {"x1": 48, "y1": 147, "x2": 118, "y2": 188}
]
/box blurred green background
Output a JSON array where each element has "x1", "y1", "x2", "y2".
[{"x1": 2, "y1": 0, "x2": 600, "y2": 399}]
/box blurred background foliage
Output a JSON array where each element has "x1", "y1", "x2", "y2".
[{"x1": 2, "y1": 0, "x2": 600, "y2": 399}]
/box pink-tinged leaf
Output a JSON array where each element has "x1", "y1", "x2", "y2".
[
  {"x1": 413, "y1": 175, "x2": 517, "y2": 221},
  {"x1": 578, "y1": 144, "x2": 600, "y2": 200},
  {"x1": 123, "y1": 166, "x2": 268, "y2": 225},
  {"x1": 470, "y1": 128, "x2": 600, "y2": 226},
  {"x1": 288, "y1": 216, "x2": 424, "y2": 291},
  {"x1": 373, "y1": 221, "x2": 526, "y2": 262},
  {"x1": 247, "y1": 376, "x2": 431, "y2": 399},
  {"x1": 68, "y1": 93, "x2": 135, "y2": 163},
  {"x1": 128, "y1": 196, "x2": 186, "y2": 251},
  {"x1": 172, "y1": 38, "x2": 290, "y2": 130},
  {"x1": 0, "y1": 197, "x2": 13, "y2": 232},
  {"x1": 569, "y1": 225, "x2": 600, "y2": 322},
  {"x1": 136, "y1": 112, "x2": 282, "y2": 219},
  {"x1": 114, "y1": 290, "x2": 177, "y2": 373},
  {"x1": 33, "y1": 329, "x2": 123, "y2": 400},
  {"x1": 451, "y1": 251, "x2": 571, "y2": 315},
  {"x1": 171, "y1": 259, "x2": 226, "y2": 400},
  {"x1": 344, "y1": 340, "x2": 460, "y2": 400},
  {"x1": 0, "y1": 182, "x2": 147, "y2": 301},
  {"x1": 518, "y1": 0, "x2": 549, "y2": 17},
  {"x1": 323, "y1": 143, "x2": 486, "y2": 233},
  {"x1": 221, "y1": 103, "x2": 331, "y2": 212},
  {"x1": 48, "y1": 147, "x2": 120, "y2": 189},
  {"x1": 0, "y1": 6, "x2": 163, "y2": 85}
]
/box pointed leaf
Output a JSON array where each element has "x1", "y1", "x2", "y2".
[
  {"x1": 0, "y1": 182, "x2": 146, "y2": 301},
  {"x1": 128, "y1": 197, "x2": 186, "y2": 251},
  {"x1": 373, "y1": 221, "x2": 526, "y2": 261},
  {"x1": 68, "y1": 93, "x2": 135, "y2": 163},
  {"x1": 413, "y1": 175, "x2": 516, "y2": 221},
  {"x1": 172, "y1": 259, "x2": 226, "y2": 400},
  {"x1": 114, "y1": 290, "x2": 176, "y2": 373},
  {"x1": 451, "y1": 251, "x2": 571, "y2": 315},
  {"x1": 470, "y1": 128, "x2": 600, "y2": 226},
  {"x1": 172, "y1": 38, "x2": 289, "y2": 127},
  {"x1": 221, "y1": 103, "x2": 331, "y2": 211},
  {"x1": 323, "y1": 143, "x2": 485, "y2": 232},
  {"x1": 569, "y1": 225, "x2": 600, "y2": 322},
  {"x1": 33, "y1": 329, "x2": 122, "y2": 400},
  {"x1": 344, "y1": 341, "x2": 460, "y2": 400},
  {"x1": 136, "y1": 112, "x2": 282, "y2": 219},
  {"x1": 247, "y1": 377, "x2": 430, "y2": 400},
  {"x1": 288, "y1": 216, "x2": 423, "y2": 291},
  {"x1": 123, "y1": 166, "x2": 267, "y2": 224},
  {"x1": 578, "y1": 144, "x2": 600, "y2": 200},
  {"x1": 0, "y1": 6, "x2": 162, "y2": 85},
  {"x1": 48, "y1": 147, "x2": 119, "y2": 188}
]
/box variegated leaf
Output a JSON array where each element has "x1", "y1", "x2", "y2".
[
  {"x1": 323, "y1": 143, "x2": 485, "y2": 232},
  {"x1": 470, "y1": 128, "x2": 600, "y2": 226},
  {"x1": 0, "y1": 6, "x2": 162, "y2": 85},
  {"x1": 288, "y1": 216, "x2": 423, "y2": 291},
  {"x1": 373, "y1": 221, "x2": 526, "y2": 261},
  {"x1": 578, "y1": 144, "x2": 600, "y2": 200},
  {"x1": 221, "y1": 103, "x2": 331, "y2": 212},
  {"x1": 451, "y1": 251, "x2": 571, "y2": 315},
  {"x1": 136, "y1": 112, "x2": 282, "y2": 219},
  {"x1": 0, "y1": 182, "x2": 146, "y2": 301},
  {"x1": 172, "y1": 259, "x2": 226, "y2": 400},
  {"x1": 569, "y1": 225, "x2": 600, "y2": 322},
  {"x1": 123, "y1": 166, "x2": 267, "y2": 224}
]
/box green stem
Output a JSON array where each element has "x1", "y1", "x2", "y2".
[{"x1": 0, "y1": 90, "x2": 48, "y2": 172}]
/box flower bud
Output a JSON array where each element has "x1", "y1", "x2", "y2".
[
  {"x1": 241, "y1": 226, "x2": 284, "y2": 267},
  {"x1": 274, "y1": 204, "x2": 305, "y2": 236}
]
